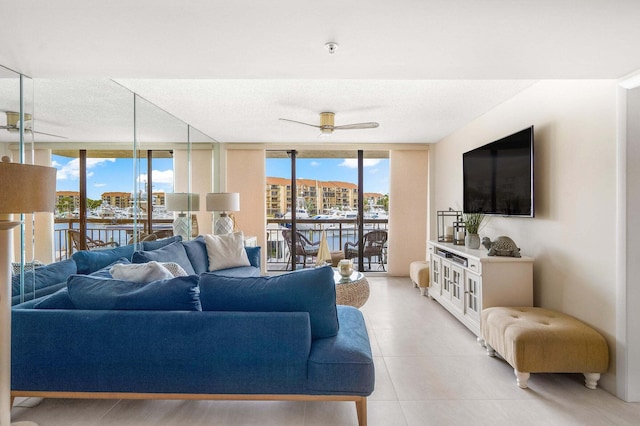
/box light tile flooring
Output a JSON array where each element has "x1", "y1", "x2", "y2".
[{"x1": 11, "y1": 276, "x2": 640, "y2": 425}]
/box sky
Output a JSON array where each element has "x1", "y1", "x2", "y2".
[{"x1": 53, "y1": 155, "x2": 390, "y2": 200}]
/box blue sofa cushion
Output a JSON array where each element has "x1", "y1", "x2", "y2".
[
  {"x1": 32, "y1": 257, "x2": 131, "y2": 310},
  {"x1": 72, "y1": 244, "x2": 136, "y2": 275},
  {"x1": 132, "y1": 241, "x2": 196, "y2": 275},
  {"x1": 199, "y1": 265, "x2": 338, "y2": 339},
  {"x1": 307, "y1": 305, "x2": 375, "y2": 396},
  {"x1": 142, "y1": 235, "x2": 182, "y2": 251},
  {"x1": 89, "y1": 257, "x2": 131, "y2": 278},
  {"x1": 33, "y1": 287, "x2": 75, "y2": 310},
  {"x1": 67, "y1": 274, "x2": 202, "y2": 311},
  {"x1": 181, "y1": 236, "x2": 209, "y2": 274},
  {"x1": 11, "y1": 258, "x2": 77, "y2": 297}
]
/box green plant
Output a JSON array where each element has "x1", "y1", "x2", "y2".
[{"x1": 463, "y1": 212, "x2": 486, "y2": 234}]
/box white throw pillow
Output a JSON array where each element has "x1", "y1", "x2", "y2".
[
  {"x1": 204, "y1": 232, "x2": 251, "y2": 271},
  {"x1": 160, "y1": 262, "x2": 189, "y2": 277},
  {"x1": 109, "y1": 261, "x2": 174, "y2": 283}
]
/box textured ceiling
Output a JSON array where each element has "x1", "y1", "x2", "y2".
[{"x1": 1, "y1": 0, "x2": 639, "y2": 144}]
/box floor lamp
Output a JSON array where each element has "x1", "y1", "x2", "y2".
[
  {"x1": 0, "y1": 157, "x2": 56, "y2": 426},
  {"x1": 206, "y1": 193, "x2": 240, "y2": 235},
  {"x1": 165, "y1": 193, "x2": 199, "y2": 241}
]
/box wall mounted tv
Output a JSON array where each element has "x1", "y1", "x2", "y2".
[{"x1": 463, "y1": 126, "x2": 534, "y2": 217}]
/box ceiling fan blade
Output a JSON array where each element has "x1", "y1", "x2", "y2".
[
  {"x1": 31, "y1": 130, "x2": 68, "y2": 139},
  {"x1": 279, "y1": 118, "x2": 322, "y2": 129},
  {"x1": 333, "y1": 122, "x2": 380, "y2": 130}
]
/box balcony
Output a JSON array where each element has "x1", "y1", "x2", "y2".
[
  {"x1": 53, "y1": 217, "x2": 389, "y2": 273},
  {"x1": 266, "y1": 217, "x2": 388, "y2": 272}
]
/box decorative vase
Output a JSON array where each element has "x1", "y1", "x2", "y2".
[
  {"x1": 338, "y1": 259, "x2": 353, "y2": 277},
  {"x1": 465, "y1": 234, "x2": 481, "y2": 249}
]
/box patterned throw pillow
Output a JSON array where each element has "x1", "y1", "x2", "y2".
[{"x1": 160, "y1": 262, "x2": 189, "y2": 277}]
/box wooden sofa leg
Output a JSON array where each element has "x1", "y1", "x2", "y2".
[
  {"x1": 515, "y1": 369, "x2": 530, "y2": 388},
  {"x1": 584, "y1": 373, "x2": 601, "y2": 390},
  {"x1": 355, "y1": 397, "x2": 367, "y2": 426}
]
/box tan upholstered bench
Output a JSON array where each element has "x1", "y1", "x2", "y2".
[
  {"x1": 409, "y1": 260, "x2": 429, "y2": 296},
  {"x1": 481, "y1": 307, "x2": 609, "y2": 389}
]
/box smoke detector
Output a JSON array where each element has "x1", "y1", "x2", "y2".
[{"x1": 325, "y1": 42, "x2": 338, "y2": 54}]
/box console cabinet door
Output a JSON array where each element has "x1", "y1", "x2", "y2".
[
  {"x1": 450, "y1": 264, "x2": 465, "y2": 312},
  {"x1": 441, "y1": 260, "x2": 452, "y2": 300},
  {"x1": 430, "y1": 255, "x2": 442, "y2": 295},
  {"x1": 464, "y1": 271, "x2": 481, "y2": 327}
]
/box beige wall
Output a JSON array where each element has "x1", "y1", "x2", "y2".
[
  {"x1": 225, "y1": 148, "x2": 267, "y2": 271},
  {"x1": 388, "y1": 150, "x2": 429, "y2": 275},
  {"x1": 432, "y1": 80, "x2": 619, "y2": 393}
]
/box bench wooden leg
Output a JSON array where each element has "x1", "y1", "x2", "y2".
[
  {"x1": 355, "y1": 397, "x2": 367, "y2": 426},
  {"x1": 584, "y1": 373, "x2": 601, "y2": 390},
  {"x1": 515, "y1": 369, "x2": 530, "y2": 388}
]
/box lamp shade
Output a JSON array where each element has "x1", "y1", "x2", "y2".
[
  {"x1": 0, "y1": 158, "x2": 56, "y2": 213},
  {"x1": 206, "y1": 192, "x2": 240, "y2": 212},
  {"x1": 165, "y1": 193, "x2": 200, "y2": 212}
]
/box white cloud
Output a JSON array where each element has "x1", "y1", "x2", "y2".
[
  {"x1": 56, "y1": 158, "x2": 115, "y2": 180},
  {"x1": 94, "y1": 183, "x2": 107, "y2": 188},
  {"x1": 138, "y1": 169, "x2": 174, "y2": 185},
  {"x1": 339, "y1": 159, "x2": 381, "y2": 169},
  {"x1": 310, "y1": 161, "x2": 320, "y2": 167}
]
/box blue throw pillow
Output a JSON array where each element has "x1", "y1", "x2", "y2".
[
  {"x1": 142, "y1": 235, "x2": 182, "y2": 251},
  {"x1": 33, "y1": 287, "x2": 75, "y2": 310},
  {"x1": 199, "y1": 265, "x2": 338, "y2": 339},
  {"x1": 67, "y1": 274, "x2": 202, "y2": 311},
  {"x1": 132, "y1": 241, "x2": 196, "y2": 275},
  {"x1": 181, "y1": 236, "x2": 209, "y2": 274},
  {"x1": 11, "y1": 258, "x2": 77, "y2": 297},
  {"x1": 72, "y1": 244, "x2": 136, "y2": 275}
]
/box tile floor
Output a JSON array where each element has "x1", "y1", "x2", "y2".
[{"x1": 11, "y1": 276, "x2": 640, "y2": 425}]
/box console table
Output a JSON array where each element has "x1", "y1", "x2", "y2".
[{"x1": 427, "y1": 240, "x2": 533, "y2": 336}]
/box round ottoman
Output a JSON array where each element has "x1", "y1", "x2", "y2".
[{"x1": 409, "y1": 260, "x2": 430, "y2": 296}]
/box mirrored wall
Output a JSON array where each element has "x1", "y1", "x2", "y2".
[{"x1": 1, "y1": 69, "x2": 217, "y2": 304}]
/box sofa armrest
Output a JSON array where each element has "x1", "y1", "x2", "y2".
[{"x1": 12, "y1": 309, "x2": 311, "y2": 395}]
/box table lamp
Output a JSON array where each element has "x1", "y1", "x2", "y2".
[
  {"x1": 206, "y1": 193, "x2": 239, "y2": 235},
  {"x1": 165, "y1": 193, "x2": 199, "y2": 241},
  {"x1": 1, "y1": 156, "x2": 56, "y2": 426}
]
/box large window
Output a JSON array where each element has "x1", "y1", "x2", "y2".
[{"x1": 266, "y1": 150, "x2": 389, "y2": 273}]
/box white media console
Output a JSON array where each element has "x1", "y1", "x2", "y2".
[{"x1": 427, "y1": 240, "x2": 534, "y2": 336}]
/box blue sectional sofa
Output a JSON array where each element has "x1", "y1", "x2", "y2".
[
  {"x1": 10, "y1": 235, "x2": 260, "y2": 305},
  {"x1": 10, "y1": 239, "x2": 375, "y2": 425}
]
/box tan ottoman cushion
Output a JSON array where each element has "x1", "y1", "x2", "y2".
[
  {"x1": 409, "y1": 260, "x2": 430, "y2": 288},
  {"x1": 481, "y1": 307, "x2": 609, "y2": 374}
]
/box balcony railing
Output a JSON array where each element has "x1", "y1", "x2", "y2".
[
  {"x1": 53, "y1": 217, "x2": 389, "y2": 272},
  {"x1": 266, "y1": 218, "x2": 388, "y2": 272},
  {"x1": 54, "y1": 218, "x2": 173, "y2": 261}
]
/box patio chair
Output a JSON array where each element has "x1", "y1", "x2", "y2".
[
  {"x1": 69, "y1": 229, "x2": 119, "y2": 252},
  {"x1": 282, "y1": 229, "x2": 320, "y2": 269},
  {"x1": 344, "y1": 229, "x2": 388, "y2": 271}
]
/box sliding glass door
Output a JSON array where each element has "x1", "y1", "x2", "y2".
[{"x1": 265, "y1": 149, "x2": 389, "y2": 273}]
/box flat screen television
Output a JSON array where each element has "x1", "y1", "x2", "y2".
[{"x1": 463, "y1": 126, "x2": 534, "y2": 217}]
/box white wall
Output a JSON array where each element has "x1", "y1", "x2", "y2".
[{"x1": 432, "y1": 80, "x2": 620, "y2": 394}]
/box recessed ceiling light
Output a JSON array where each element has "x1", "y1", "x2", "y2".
[{"x1": 325, "y1": 42, "x2": 338, "y2": 55}]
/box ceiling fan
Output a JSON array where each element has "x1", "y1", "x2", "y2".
[
  {"x1": 1, "y1": 111, "x2": 67, "y2": 138},
  {"x1": 279, "y1": 112, "x2": 379, "y2": 134}
]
